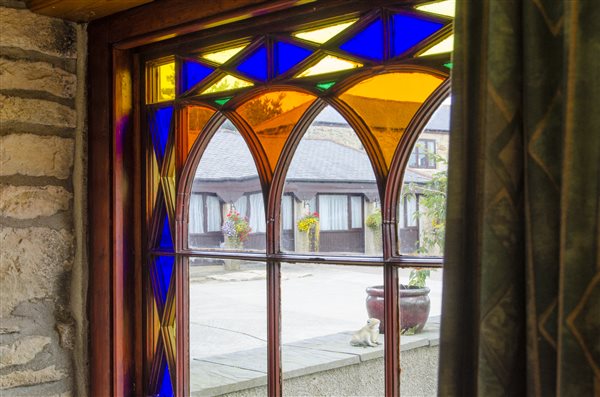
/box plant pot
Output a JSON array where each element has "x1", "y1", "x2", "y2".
[{"x1": 365, "y1": 285, "x2": 431, "y2": 334}]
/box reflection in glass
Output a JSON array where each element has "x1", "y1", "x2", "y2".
[
  {"x1": 296, "y1": 55, "x2": 362, "y2": 78},
  {"x1": 281, "y1": 263, "x2": 384, "y2": 396},
  {"x1": 189, "y1": 259, "x2": 267, "y2": 396},
  {"x1": 146, "y1": 61, "x2": 175, "y2": 103},
  {"x1": 201, "y1": 74, "x2": 253, "y2": 95},
  {"x1": 340, "y1": 72, "x2": 444, "y2": 167},
  {"x1": 415, "y1": 0, "x2": 456, "y2": 18},
  {"x1": 182, "y1": 106, "x2": 215, "y2": 162},
  {"x1": 418, "y1": 34, "x2": 454, "y2": 57},
  {"x1": 236, "y1": 90, "x2": 317, "y2": 169},
  {"x1": 292, "y1": 19, "x2": 357, "y2": 44},
  {"x1": 201, "y1": 45, "x2": 247, "y2": 64},
  {"x1": 282, "y1": 106, "x2": 382, "y2": 255},
  {"x1": 397, "y1": 267, "x2": 443, "y2": 396},
  {"x1": 398, "y1": 101, "x2": 449, "y2": 256},
  {"x1": 188, "y1": 121, "x2": 265, "y2": 251}
]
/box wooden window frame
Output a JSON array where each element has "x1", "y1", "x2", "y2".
[{"x1": 87, "y1": 1, "x2": 450, "y2": 396}]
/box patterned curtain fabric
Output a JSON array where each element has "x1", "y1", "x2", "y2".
[{"x1": 438, "y1": 0, "x2": 599, "y2": 396}]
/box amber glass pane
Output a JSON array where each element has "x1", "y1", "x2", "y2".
[
  {"x1": 296, "y1": 55, "x2": 362, "y2": 78},
  {"x1": 147, "y1": 60, "x2": 176, "y2": 103},
  {"x1": 187, "y1": 120, "x2": 265, "y2": 252},
  {"x1": 397, "y1": 100, "x2": 449, "y2": 256},
  {"x1": 201, "y1": 74, "x2": 253, "y2": 95},
  {"x1": 415, "y1": 0, "x2": 455, "y2": 17},
  {"x1": 418, "y1": 35, "x2": 454, "y2": 57},
  {"x1": 292, "y1": 19, "x2": 357, "y2": 44},
  {"x1": 182, "y1": 106, "x2": 215, "y2": 163},
  {"x1": 339, "y1": 72, "x2": 445, "y2": 167},
  {"x1": 189, "y1": 258, "x2": 267, "y2": 395},
  {"x1": 281, "y1": 106, "x2": 382, "y2": 256},
  {"x1": 201, "y1": 45, "x2": 247, "y2": 64},
  {"x1": 397, "y1": 267, "x2": 443, "y2": 395},
  {"x1": 236, "y1": 90, "x2": 317, "y2": 169},
  {"x1": 281, "y1": 263, "x2": 384, "y2": 396}
]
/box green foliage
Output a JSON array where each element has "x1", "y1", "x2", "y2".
[
  {"x1": 408, "y1": 269, "x2": 430, "y2": 288},
  {"x1": 243, "y1": 93, "x2": 285, "y2": 126},
  {"x1": 365, "y1": 208, "x2": 382, "y2": 231}
]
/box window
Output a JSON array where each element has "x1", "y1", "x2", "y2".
[
  {"x1": 409, "y1": 139, "x2": 437, "y2": 168},
  {"x1": 142, "y1": 2, "x2": 453, "y2": 395}
]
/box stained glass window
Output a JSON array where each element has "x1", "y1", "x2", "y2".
[{"x1": 143, "y1": 4, "x2": 452, "y2": 395}]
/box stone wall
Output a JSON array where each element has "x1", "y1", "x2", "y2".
[{"x1": 0, "y1": 1, "x2": 87, "y2": 396}]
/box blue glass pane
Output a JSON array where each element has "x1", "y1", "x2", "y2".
[
  {"x1": 275, "y1": 41, "x2": 313, "y2": 76},
  {"x1": 339, "y1": 19, "x2": 384, "y2": 61},
  {"x1": 150, "y1": 107, "x2": 174, "y2": 163},
  {"x1": 235, "y1": 45, "x2": 268, "y2": 81},
  {"x1": 158, "y1": 361, "x2": 174, "y2": 397},
  {"x1": 182, "y1": 61, "x2": 213, "y2": 92},
  {"x1": 392, "y1": 14, "x2": 444, "y2": 57},
  {"x1": 159, "y1": 216, "x2": 173, "y2": 251},
  {"x1": 155, "y1": 256, "x2": 174, "y2": 305}
]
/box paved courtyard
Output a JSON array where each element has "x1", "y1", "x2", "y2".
[{"x1": 189, "y1": 262, "x2": 443, "y2": 360}]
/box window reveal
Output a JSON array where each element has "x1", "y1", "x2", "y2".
[{"x1": 142, "y1": 2, "x2": 452, "y2": 395}]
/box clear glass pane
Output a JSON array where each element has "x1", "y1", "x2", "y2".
[
  {"x1": 292, "y1": 19, "x2": 357, "y2": 44},
  {"x1": 281, "y1": 263, "x2": 384, "y2": 396},
  {"x1": 398, "y1": 99, "x2": 450, "y2": 256},
  {"x1": 201, "y1": 45, "x2": 247, "y2": 65},
  {"x1": 188, "y1": 120, "x2": 266, "y2": 251},
  {"x1": 295, "y1": 55, "x2": 362, "y2": 78},
  {"x1": 397, "y1": 267, "x2": 443, "y2": 395},
  {"x1": 281, "y1": 106, "x2": 382, "y2": 256},
  {"x1": 189, "y1": 258, "x2": 267, "y2": 395}
]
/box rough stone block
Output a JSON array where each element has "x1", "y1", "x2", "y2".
[
  {"x1": 0, "y1": 227, "x2": 73, "y2": 317},
  {"x1": 0, "y1": 7, "x2": 76, "y2": 58},
  {"x1": 0, "y1": 365, "x2": 66, "y2": 390},
  {"x1": 0, "y1": 134, "x2": 74, "y2": 179},
  {"x1": 0, "y1": 185, "x2": 72, "y2": 219},
  {"x1": 0, "y1": 336, "x2": 51, "y2": 369},
  {"x1": 0, "y1": 58, "x2": 76, "y2": 98},
  {"x1": 0, "y1": 95, "x2": 76, "y2": 128}
]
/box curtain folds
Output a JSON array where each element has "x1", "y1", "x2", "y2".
[{"x1": 438, "y1": 0, "x2": 599, "y2": 396}]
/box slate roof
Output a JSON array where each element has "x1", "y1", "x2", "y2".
[{"x1": 195, "y1": 129, "x2": 429, "y2": 184}]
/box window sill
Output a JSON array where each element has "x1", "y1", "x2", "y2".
[{"x1": 190, "y1": 316, "x2": 441, "y2": 396}]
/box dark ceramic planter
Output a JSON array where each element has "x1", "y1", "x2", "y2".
[{"x1": 365, "y1": 285, "x2": 431, "y2": 333}]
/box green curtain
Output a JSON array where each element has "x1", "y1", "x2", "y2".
[{"x1": 438, "y1": 0, "x2": 600, "y2": 395}]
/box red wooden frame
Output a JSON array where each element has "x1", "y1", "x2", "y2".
[{"x1": 88, "y1": 1, "x2": 450, "y2": 396}]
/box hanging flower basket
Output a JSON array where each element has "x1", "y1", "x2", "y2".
[
  {"x1": 222, "y1": 209, "x2": 252, "y2": 249},
  {"x1": 297, "y1": 212, "x2": 320, "y2": 252}
]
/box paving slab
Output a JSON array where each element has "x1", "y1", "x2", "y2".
[{"x1": 190, "y1": 359, "x2": 266, "y2": 396}]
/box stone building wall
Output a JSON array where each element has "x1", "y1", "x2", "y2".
[{"x1": 0, "y1": 1, "x2": 87, "y2": 396}]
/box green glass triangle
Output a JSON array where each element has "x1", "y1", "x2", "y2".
[
  {"x1": 214, "y1": 97, "x2": 232, "y2": 106},
  {"x1": 316, "y1": 81, "x2": 336, "y2": 91},
  {"x1": 443, "y1": 62, "x2": 453, "y2": 69}
]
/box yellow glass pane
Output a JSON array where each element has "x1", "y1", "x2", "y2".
[
  {"x1": 148, "y1": 149, "x2": 160, "y2": 227},
  {"x1": 418, "y1": 35, "x2": 454, "y2": 56},
  {"x1": 293, "y1": 19, "x2": 357, "y2": 44},
  {"x1": 146, "y1": 60, "x2": 176, "y2": 103},
  {"x1": 236, "y1": 91, "x2": 317, "y2": 169},
  {"x1": 201, "y1": 74, "x2": 253, "y2": 95},
  {"x1": 161, "y1": 146, "x2": 176, "y2": 223},
  {"x1": 340, "y1": 72, "x2": 444, "y2": 167},
  {"x1": 416, "y1": 0, "x2": 455, "y2": 17},
  {"x1": 201, "y1": 45, "x2": 246, "y2": 64},
  {"x1": 296, "y1": 55, "x2": 362, "y2": 78},
  {"x1": 182, "y1": 106, "x2": 215, "y2": 162}
]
